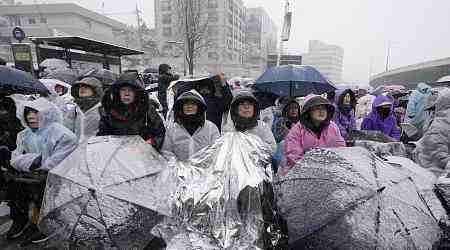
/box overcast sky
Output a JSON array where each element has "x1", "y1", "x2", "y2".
[{"x1": 30, "y1": 0, "x2": 450, "y2": 84}]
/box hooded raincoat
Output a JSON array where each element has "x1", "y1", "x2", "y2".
[
  {"x1": 361, "y1": 95, "x2": 401, "y2": 141},
  {"x1": 405, "y1": 82, "x2": 432, "y2": 130},
  {"x1": 161, "y1": 90, "x2": 220, "y2": 161},
  {"x1": 64, "y1": 77, "x2": 104, "y2": 142},
  {"x1": 158, "y1": 64, "x2": 178, "y2": 116},
  {"x1": 333, "y1": 89, "x2": 357, "y2": 138},
  {"x1": 97, "y1": 74, "x2": 166, "y2": 150},
  {"x1": 11, "y1": 98, "x2": 77, "y2": 172},
  {"x1": 284, "y1": 95, "x2": 346, "y2": 169},
  {"x1": 272, "y1": 99, "x2": 301, "y2": 143},
  {"x1": 223, "y1": 91, "x2": 276, "y2": 154},
  {"x1": 415, "y1": 89, "x2": 450, "y2": 176}
]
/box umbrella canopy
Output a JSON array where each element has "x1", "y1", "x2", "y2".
[
  {"x1": 39, "y1": 136, "x2": 176, "y2": 249},
  {"x1": 39, "y1": 58, "x2": 69, "y2": 70},
  {"x1": 0, "y1": 66, "x2": 49, "y2": 96},
  {"x1": 43, "y1": 68, "x2": 79, "y2": 85},
  {"x1": 275, "y1": 147, "x2": 443, "y2": 249},
  {"x1": 255, "y1": 65, "x2": 336, "y2": 97},
  {"x1": 81, "y1": 68, "x2": 118, "y2": 86}
]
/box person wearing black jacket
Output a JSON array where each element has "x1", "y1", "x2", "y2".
[
  {"x1": 97, "y1": 72, "x2": 166, "y2": 151},
  {"x1": 158, "y1": 64, "x2": 179, "y2": 117},
  {"x1": 196, "y1": 74, "x2": 233, "y2": 131}
]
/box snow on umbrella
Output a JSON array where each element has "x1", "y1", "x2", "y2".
[
  {"x1": 40, "y1": 58, "x2": 69, "y2": 71},
  {"x1": 39, "y1": 136, "x2": 177, "y2": 249},
  {"x1": 254, "y1": 65, "x2": 336, "y2": 97},
  {"x1": 275, "y1": 147, "x2": 443, "y2": 249},
  {"x1": 43, "y1": 68, "x2": 79, "y2": 85},
  {"x1": 0, "y1": 66, "x2": 49, "y2": 96},
  {"x1": 81, "y1": 68, "x2": 118, "y2": 86}
]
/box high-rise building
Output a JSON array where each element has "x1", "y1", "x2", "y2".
[
  {"x1": 154, "y1": 0, "x2": 248, "y2": 76},
  {"x1": 302, "y1": 40, "x2": 344, "y2": 83},
  {"x1": 0, "y1": 0, "x2": 14, "y2": 5},
  {"x1": 245, "y1": 7, "x2": 277, "y2": 75}
]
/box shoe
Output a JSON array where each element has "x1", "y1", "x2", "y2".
[
  {"x1": 20, "y1": 225, "x2": 48, "y2": 246},
  {"x1": 5, "y1": 218, "x2": 29, "y2": 239}
]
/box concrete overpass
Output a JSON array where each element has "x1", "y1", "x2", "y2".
[{"x1": 370, "y1": 57, "x2": 450, "y2": 89}]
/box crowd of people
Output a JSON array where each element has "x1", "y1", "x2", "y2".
[{"x1": 0, "y1": 60, "x2": 448, "y2": 247}]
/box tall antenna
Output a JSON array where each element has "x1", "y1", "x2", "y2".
[{"x1": 135, "y1": 3, "x2": 144, "y2": 67}]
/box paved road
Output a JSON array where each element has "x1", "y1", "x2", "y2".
[{"x1": 0, "y1": 215, "x2": 54, "y2": 249}]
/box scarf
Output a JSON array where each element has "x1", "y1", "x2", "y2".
[
  {"x1": 75, "y1": 96, "x2": 100, "y2": 113},
  {"x1": 232, "y1": 115, "x2": 258, "y2": 132},
  {"x1": 179, "y1": 113, "x2": 205, "y2": 136}
]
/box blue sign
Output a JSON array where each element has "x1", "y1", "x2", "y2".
[{"x1": 12, "y1": 27, "x2": 26, "y2": 42}]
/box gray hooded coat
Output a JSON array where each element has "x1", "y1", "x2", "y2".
[
  {"x1": 64, "y1": 77, "x2": 104, "y2": 142},
  {"x1": 416, "y1": 89, "x2": 450, "y2": 176},
  {"x1": 162, "y1": 90, "x2": 220, "y2": 161},
  {"x1": 11, "y1": 98, "x2": 77, "y2": 172}
]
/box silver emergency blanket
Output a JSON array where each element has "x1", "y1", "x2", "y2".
[
  {"x1": 153, "y1": 132, "x2": 278, "y2": 249},
  {"x1": 39, "y1": 136, "x2": 177, "y2": 249},
  {"x1": 275, "y1": 147, "x2": 443, "y2": 249}
]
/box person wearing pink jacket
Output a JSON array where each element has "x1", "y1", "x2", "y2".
[{"x1": 284, "y1": 94, "x2": 346, "y2": 170}]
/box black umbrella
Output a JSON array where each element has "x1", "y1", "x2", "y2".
[{"x1": 0, "y1": 66, "x2": 49, "y2": 96}]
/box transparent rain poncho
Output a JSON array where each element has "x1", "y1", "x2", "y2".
[{"x1": 11, "y1": 98, "x2": 77, "y2": 172}]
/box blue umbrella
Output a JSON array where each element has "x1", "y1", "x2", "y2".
[
  {"x1": 255, "y1": 65, "x2": 336, "y2": 97},
  {"x1": 0, "y1": 66, "x2": 49, "y2": 96}
]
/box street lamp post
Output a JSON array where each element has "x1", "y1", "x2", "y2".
[{"x1": 167, "y1": 40, "x2": 186, "y2": 76}]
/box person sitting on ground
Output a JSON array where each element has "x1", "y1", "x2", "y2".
[
  {"x1": 97, "y1": 72, "x2": 166, "y2": 151},
  {"x1": 415, "y1": 89, "x2": 450, "y2": 177},
  {"x1": 284, "y1": 95, "x2": 346, "y2": 170},
  {"x1": 161, "y1": 90, "x2": 220, "y2": 161},
  {"x1": 333, "y1": 89, "x2": 357, "y2": 139},
  {"x1": 273, "y1": 98, "x2": 301, "y2": 143},
  {"x1": 361, "y1": 95, "x2": 401, "y2": 141},
  {"x1": 64, "y1": 77, "x2": 104, "y2": 142},
  {"x1": 8, "y1": 98, "x2": 77, "y2": 245},
  {"x1": 226, "y1": 91, "x2": 276, "y2": 154}
]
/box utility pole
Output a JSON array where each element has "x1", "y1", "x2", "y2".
[
  {"x1": 277, "y1": 0, "x2": 291, "y2": 66},
  {"x1": 135, "y1": 4, "x2": 144, "y2": 67},
  {"x1": 385, "y1": 43, "x2": 391, "y2": 72}
]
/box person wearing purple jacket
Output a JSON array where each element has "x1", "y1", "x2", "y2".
[
  {"x1": 361, "y1": 95, "x2": 401, "y2": 141},
  {"x1": 333, "y1": 89, "x2": 357, "y2": 139}
]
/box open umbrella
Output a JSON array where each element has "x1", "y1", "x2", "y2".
[
  {"x1": 275, "y1": 147, "x2": 443, "y2": 249},
  {"x1": 39, "y1": 58, "x2": 69, "y2": 71},
  {"x1": 255, "y1": 65, "x2": 336, "y2": 97},
  {"x1": 0, "y1": 66, "x2": 49, "y2": 96},
  {"x1": 44, "y1": 68, "x2": 79, "y2": 85},
  {"x1": 39, "y1": 136, "x2": 176, "y2": 249}
]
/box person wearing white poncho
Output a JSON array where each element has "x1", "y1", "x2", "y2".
[{"x1": 161, "y1": 90, "x2": 220, "y2": 161}]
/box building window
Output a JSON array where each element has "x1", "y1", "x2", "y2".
[
  {"x1": 208, "y1": 26, "x2": 218, "y2": 37},
  {"x1": 208, "y1": 0, "x2": 218, "y2": 8},
  {"x1": 40, "y1": 17, "x2": 47, "y2": 23},
  {"x1": 163, "y1": 27, "x2": 172, "y2": 37},
  {"x1": 28, "y1": 18, "x2": 36, "y2": 24},
  {"x1": 208, "y1": 52, "x2": 218, "y2": 60},
  {"x1": 162, "y1": 14, "x2": 171, "y2": 24},
  {"x1": 161, "y1": 0, "x2": 171, "y2": 11}
]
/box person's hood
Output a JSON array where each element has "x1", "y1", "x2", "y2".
[
  {"x1": 173, "y1": 90, "x2": 207, "y2": 119},
  {"x1": 371, "y1": 95, "x2": 393, "y2": 112},
  {"x1": 20, "y1": 98, "x2": 63, "y2": 129},
  {"x1": 300, "y1": 94, "x2": 335, "y2": 124},
  {"x1": 71, "y1": 77, "x2": 104, "y2": 99},
  {"x1": 417, "y1": 82, "x2": 432, "y2": 94},
  {"x1": 230, "y1": 90, "x2": 260, "y2": 117},
  {"x1": 435, "y1": 89, "x2": 450, "y2": 114},
  {"x1": 281, "y1": 98, "x2": 301, "y2": 119},
  {"x1": 159, "y1": 64, "x2": 171, "y2": 75},
  {"x1": 335, "y1": 88, "x2": 357, "y2": 109},
  {"x1": 40, "y1": 78, "x2": 71, "y2": 96},
  {"x1": 0, "y1": 96, "x2": 18, "y2": 118},
  {"x1": 101, "y1": 74, "x2": 148, "y2": 115}
]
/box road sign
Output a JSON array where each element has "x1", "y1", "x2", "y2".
[{"x1": 12, "y1": 26, "x2": 26, "y2": 42}]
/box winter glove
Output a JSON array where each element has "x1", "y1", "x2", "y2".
[{"x1": 29, "y1": 155, "x2": 42, "y2": 171}]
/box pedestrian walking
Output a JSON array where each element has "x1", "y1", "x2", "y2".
[{"x1": 158, "y1": 64, "x2": 179, "y2": 117}]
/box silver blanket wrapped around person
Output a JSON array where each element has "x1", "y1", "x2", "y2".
[
  {"x1": 153, "y1": 132, "x2": 280, "y2": 250},
  {"x1": 275, "y1": 147, "x2": 444, "y2": 249},
  {"x1": 39, "y1": 136, "x2": 178, "y2": 249}
]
